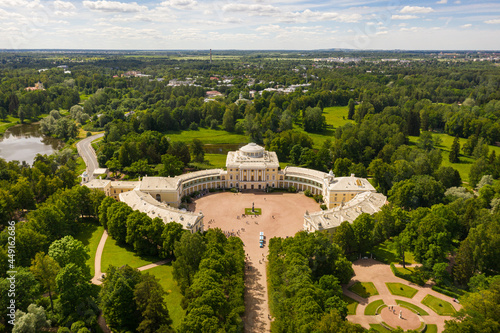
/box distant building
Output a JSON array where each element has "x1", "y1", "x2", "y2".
[
  {"x1": 206, "y1": 90, "x2": 223, "y2": 97},
  {"x1": 25, "y1": 82, "x2": 45, "y2": 91}
]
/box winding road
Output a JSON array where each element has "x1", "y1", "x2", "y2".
[{"x1": 76, "y1": 132, "x2": 104, "y2": 183}]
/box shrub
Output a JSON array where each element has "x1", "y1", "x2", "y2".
[
  {"x1": 431, "y1": 285, "x2": 463, "y2": 299},
  {"x1": 314, "y1": 194, "x2": 323, "y2": 203},
  {"x1": 86, "y1": 131, "x2": 92, "y2": 137},
  {"x1": 181, "y1": 195, "x2": 193, "y2": 203},
  {"x1": 189, "y1": 122, "x2": 198, "y2": 130},
  {"x1": 288, "y1": 186, "x2": 297, "y2": 193},
  {"x1": 390, "y1": 263, "x2": 425, "y2": 286},
  {"x1": 304, "y1": 189, "x2": 312, "y2": 197},
  {"x1": 320, "y1": 204, "x2": 327, "y2": 210},
  {"x1": 230, "y1": 187, "x2": 238, "y2": 193}
]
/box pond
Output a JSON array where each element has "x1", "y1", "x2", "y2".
[{"x1": 0, "y1": 123, "x2": 64, "y2": 165}]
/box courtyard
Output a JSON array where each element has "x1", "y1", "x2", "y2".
[{"x1": 192, "y1": 191, "x2": 321, "y2": 333}]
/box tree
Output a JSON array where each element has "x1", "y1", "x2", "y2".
[
  {"x1": 0, "y1": 268, "x2": 40, "y2": 323},
  {"x1": 303, "y1": 107, "x2": 326, "y2": 133},
  {"x1": 331, "y1": 222, "x2": 356, "y2": 255},
  {"x1": 315, "y1": 309, "x2": 365, "y2": 333},
  {"x1": 352, "y1": 214, "x2": 375, "y2": 255},
  {"x1": 0, "y1": 188, "x2": 15, "y2": 225},
  {"x1": 134, "y1": 273, "x2": 173, "y2": 333},
  {"x1": 449, "y1": 136, "x2": 460, "y2": 163},
  {"x1": 100, "y1": 265, "x2": 142, "y2": 332},
  {"x1": 407, "y1": 110, "x2": 421, "y2": 136},
  {"x1": 107, "y1": 202, "x2": 133, "y2": 243},
  {"x1": 98, "y1": 196, "x2": 116, "y2": 229},
  {"x1": 30, "y1": 252, "x2": 60, "y2": 311},
  {"x1": 48, "y1": 236, "x2": 90, "y2": 276},
  {"x1": 222, "y1": 109, "x2": 235, "y2": 132},
  {"x1": 160, "y1": 154, "x2": 184, "y2": 177},
  {"x1": 347, "y1": 99, "x2": 355, "y2": 120},
  {"x1": 434, "y1": 166, "x2": 462, "y2": 189},
  {"x1": 173, "y1": 232, "x2": 206, "y2": 293},
  {"x1": 167, "y1": 141, "x2": 191, "y2": 165},
  {"x1": 55, "y1": 263, "x2": 92, "y2": 316},
  {"x1": 161, "y1": 222, "x2": 185, "y2": 259},
  {"x1": 191, "y1": 139, "x2": 205, "y2": 163},
  {"x1": 12, "y1": 304, "x2": 50, "y2": 333}
]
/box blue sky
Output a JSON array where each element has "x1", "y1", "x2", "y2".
[{"x1": 1, "y1": 0, "x2": 499, "y2": 50}]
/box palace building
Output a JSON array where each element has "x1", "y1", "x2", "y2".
[{"x1": 85, "y1": 143, "x2": 386, "y2": 233}]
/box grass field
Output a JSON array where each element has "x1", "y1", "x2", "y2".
[
  {"x1": 245, "y1": 208, "x2": 262, "y2": 215},
  {"x1": 348, "y1": 282, "x2": 379, "y2": 298},
  {"x1": 0, "y1": 115, "x2": 20, "y2": 134},
  {"x1": 190, "y1": 153, "x2": 227, "y2": 169},
  {"x1": 395, "y1": 300, "x2": 429, "y2": 316},
  {"x1": 425, "y1": 324, "x2": 438, "y2": 333},
  {"x1": 409, "y1": 132, "x2": 500, "y2": 183},
  {"x1": 146, "y1": 264, "x2": 185, "y2": 328},
  {"x1": 364, "y1": 299, "x2": 385, "y2": 315},
  {"x1": 164, "y1": 128, "x2": 248, "y2": 145},
  {"x1": 421, "y1": 294, "x2": 457, "y2": 316},
  {"x1": 372, "y1": 240, "x2": 416, "y2": 265},
  {"x1": 74, "y1": 222, "x2": 104, "y2": 275},
  {"x1": 368, "y1": 324, "x2": 392, "y2": 333},
  {"x1": 101, "y1": 236, "x2": 160, "y2": 272},
  {"x1": 342, "y1": 295, "x2": 359, "y2": 315},
  {"x1": 386, "y1": 283, "x2": 418, "y2": 298}
]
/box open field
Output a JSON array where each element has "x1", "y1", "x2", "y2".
[
  {"x1": 75, "y1": 222, "x2": 104, "y2": 275},
  {"x1": 421, "y1": 294, "x2": 457, "y2": 316},
  {"x1": 348, "y1": 282, "x2": 379, "y2": 298},
  {"x1": 409, "y1": 132, "x2": 500, "y2": 183},
  {"x1": 164, "y1": 128, "x2": 248, "y2": 144},
  {"x1": 101, "y1": 236, "x2": 159, "y2": 272},
  {"x1": 425, "y1": 324, "x2": 438, "y2": 333},
  {"x1": 386, "y1": 283, "x2": 418, "y2": 298},
  {"x1": 146, "y1": 264, "x2": 185, "y2": 328},
  {"x1": 372, "y1": 240, "x2": 416, "y2": 265}
]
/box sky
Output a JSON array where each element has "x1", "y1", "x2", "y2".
[{"x1": 0, "y1": 0, "x2": 500, "y2": 50}]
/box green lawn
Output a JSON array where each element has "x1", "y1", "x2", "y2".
[
  {"x1": 409, "y1": 132, "x2": 500, "y2": 183},
  {"x1": 364, "y1": 299, "x2": 385, "y2": 315},
  {"x1": 74, "y1": 222, "x2": 104, "y2": 275},
  {"x1": 342, "y1": 294, "x2": 359, "y2": 315},
  {"x1": 146, "y1": 264, "x2": 185, "y2": 328},
  {"x1": 0, "y1": 115, "x2": 21, "y2": 134},
  {"x1": 245, "y1": 208, "x2": 262, "y2": 215},
  {"x1": 190, "y1": 153, "x2": 228, "y2": 169},
  {"x1": 369, "y1": 324, "x2": 392, "y2": 333},
  {"x1": 372, "y1": 239, "x2": 416, "y2": 265},
  {"x1": 101, "y1": 236, "x2": 160, "y2": 272},
  {"x1": 395, "y1": 300, "x2": 429, "y2": 316},
  {"x1": 425, "y1": 324, "x2": 438, "y2": 333},
  {"x1": 348, "y1": 282, "x2": 379, "y2": 298},
  {"x1": 164, "y1": 128, "x2": 248, "y2": 145},
  {"x1": 386, "y1": 283, "x2": 418, "y2": 298},
  {"x1": 421, "y1": 294, "x2": 457, "y2": 316},
  {"x1": 393, "y1": 265, "x2": 426, "y2": 286}
]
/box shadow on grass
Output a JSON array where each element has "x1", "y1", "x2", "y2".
[{"x1": 75, "y1": 220, "x2": 100, "y2": 247}]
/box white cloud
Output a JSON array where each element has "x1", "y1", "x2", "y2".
[
  {"x1": 256, "y1": 24, "x2": 281, "y2": 33},
  {"x1": 392, "y1": 15, "x2": 418, "y2": 20},
  {"x1": 83, "y1": 1, "x2": 147, "y2": 13},
  {"x1": 376, "y1": 31, "x2": 388, "y2": 35},
  {"x1": 53, "y1": 0, "x2": 75, "y2": 10},
  {"x1": 400, "y1": 6, "x2": 434, "y2": 14},
  {"x1": 454, "y1": 0, "x2": 461, "y2": 3},
  {"x1": 54, "y1": 10, "x2": 76, "y2": 16},
  {"x1": 0, "y1": 0, "x2": 41, "y2": 7},
  {"x1": 485, "y1": 18, "x2": 500, "y2": 24},
  {"x1": 436, "y1": 0, "x2": 447, "y2": 4},
  {"x1": 222, "y1": 3, "x2": 280, "y2": 16},
  {"x1": 160, "y1": 0, "x2": 197, "y2": 10},
  {"x1": 281, "y1": 9, "x2": 361, "y2": 23},
  {"x1": 461, "y1": 23, "x2": 472, "y2": 28}
]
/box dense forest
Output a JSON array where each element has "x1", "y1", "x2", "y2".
[{"x1": 0, "y1": 50, "x2": 499, "y2": 332}]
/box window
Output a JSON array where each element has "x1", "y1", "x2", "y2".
[
  {"x1": 273, "y1": 175, "x2": 275, "y2": 180},
  {"x1": 230, "y1": 175, "x2": 233, "y2": 180}
]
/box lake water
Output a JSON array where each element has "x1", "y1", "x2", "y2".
[{"x1": 0, "y1": 123, "x2": 63, "y2": 165}]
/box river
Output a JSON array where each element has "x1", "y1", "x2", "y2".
[{"x1": 0, "y1": 123, "x2": 63, "y2": 165}]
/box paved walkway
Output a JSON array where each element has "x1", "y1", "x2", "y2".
[
  {"x1": 76, "y1": 132, "x2": 104, "y2": 182},
  {"x1": 345, "y1": 259, "x2": 461, "y2": 332},
  {"x1": 91, "y1": 230, "x2": 108, "y2": 285}
]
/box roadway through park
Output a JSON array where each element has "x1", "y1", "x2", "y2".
[{"x1": 192, "y1": 191, "x2": 320, "y2": 333}]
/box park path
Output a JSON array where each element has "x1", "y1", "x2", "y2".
[
  {"x1": 91, "y1": 230, "x2": 108, "y2": 285},
  {"x1": 345, "y1": 259, "x2": 461, "y2": 332},
  {"x1": 76, "y1": 132, "x2": 104, "y2": 183}
]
